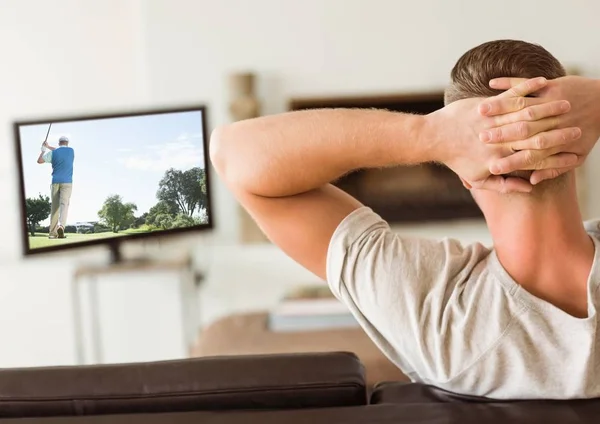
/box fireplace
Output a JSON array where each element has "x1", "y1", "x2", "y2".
[{"x1": 288, "y1": 93, "x2": 483, "y2": 223}]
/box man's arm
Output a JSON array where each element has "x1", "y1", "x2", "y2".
[
  {"x1": 44, "y1": 142, "x2": 57, "y2": 151},
  {"x1": 212, "y1": 109, "x2": 429, "y2": 198},
  {"x1": 210, "y1": 79, "x2": 577, "y2": 279},
  {"x1": 211, "y1": 109, "x2": 420, "y2": 278},
  {"x1": 37, "y1": 146, "x2": 52, "y2": 164}
]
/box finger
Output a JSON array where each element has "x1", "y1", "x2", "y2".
[
  {"x1": 507, "y1": 127, "x2": 581, "y2": 151},
  {"x1": 480, "y1": 117, "x2": 562, "y2": 144},
  {"x1": 489, "y1": 77, "x2": 528, "y2": 90},
  {"x1": 479, "y1": 95, "x2": 547, "y2": 117},
  {"x1": 472, "y1": 176, "x2": 533, "y2": 194},
  {"x1": 530, "y1": 166, "x2": 575, "y2": 185},
  {"x1": 491, "y1": 151, "x2": 578, "y2": 175},
  {"x1": 485, "y1": 100, "x2": 570, "y2": 125},
  {"x1": 529, "y1": 152, "x2": 579, "y2": 171},
  {"x1": 497, "y1": 77, "x2": 548, "y2": 98}
]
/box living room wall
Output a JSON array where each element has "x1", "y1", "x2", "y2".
[{"x1": 0, "y1": 0, "x2": 149, "y2": 366}]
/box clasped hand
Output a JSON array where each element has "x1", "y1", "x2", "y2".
[{"x1": 433, "y1": 76, "x2": 599, "y2": 193}]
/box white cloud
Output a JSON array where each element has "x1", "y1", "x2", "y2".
[
  {"x1": 176, "y1": 131, "x2": 204, "y2": 143},
  {"x1": 117, "y1": 137, "x2": 205, "y2": 172}
]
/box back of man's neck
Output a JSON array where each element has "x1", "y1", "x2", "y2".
[{"x1": 485, "y1": 187, "x2": 595, "y2": 317}]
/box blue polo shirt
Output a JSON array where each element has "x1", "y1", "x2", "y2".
[{"x1": 43, "y1": 146, "x2": 75, "y2": 184}]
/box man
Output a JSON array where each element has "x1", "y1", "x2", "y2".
[
  {"x1": 37, "y1": 135, "x2": 75, "y2": 239},
  {"x1": 210, "y1": 40, "x2": 600, "y2": 399}
]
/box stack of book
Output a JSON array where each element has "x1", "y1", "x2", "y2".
[{"x1": 268, "y1": 296, "x2": 359, "y2": 332}]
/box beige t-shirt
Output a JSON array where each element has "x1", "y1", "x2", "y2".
[{"x1": 326, "y1": 206, "x2": 600, "y2": 400}]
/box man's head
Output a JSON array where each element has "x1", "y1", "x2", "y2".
[
  {"x1": 58, "y1": 136, "x2": 69, "y2": 146},
  {"x1": 445, "y1": 39, "x2": 566, "y2": 105},
  {"x1": 445, "y1": 40, "x2": 571, "y2": 198}
]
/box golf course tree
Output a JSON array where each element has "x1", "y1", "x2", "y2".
[
  {"x1": 170, "y1": 213, "x2": 197, "y2": 229},
  {"x1": 157, "y1": 167, "x2": 208, "y2": 217},
  {"x1": 154, "y1": 213, "x2": 174, "y2": 230},
  {"x1": 145, "y1": 200, "x2": 178, "y2": 229},
  {"x1": 25, "y1": 194, "x2": 51, "y2": 236},
  {"x1": 98, "y1": 195, "x2": 138, "y2": 233},
  {"x1": 133, "y1": 212, "x2": 148, "y2": 229},
  {"x1": 145, "y1": 201, "x2": 204, "y2": 230}
]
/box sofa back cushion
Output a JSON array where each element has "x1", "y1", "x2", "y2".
[{"x1": 0, "y1": 352, "x2": 366, "y2": 418}]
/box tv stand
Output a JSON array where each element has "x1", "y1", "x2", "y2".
[
  {"x1": 108, "y1": 241, "x2": 123, "y2": 264},
  {"x1": 107, "y1": 240, "x2": 152, "y2": 266},
  {"x1": 71, "y1": 252, "x2": 201, "y2": 365}
]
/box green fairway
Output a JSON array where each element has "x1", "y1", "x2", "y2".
[{"x1": 28, "y1": 228, "x2": 154, "y2": 250}]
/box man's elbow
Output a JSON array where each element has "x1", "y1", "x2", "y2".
[
  {"x1": 37, "y1": 158, "x2": 44, "y2": 164},
  {"x1": 209, "y1": 125, "x2": 235, "y2": 182},
  {"x1": 209, "y1": 123, "x2": 258, "y2": 194}
]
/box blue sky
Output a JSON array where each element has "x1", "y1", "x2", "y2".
[{"x1": 18, "y1": 110, "x2": 207, "y2": 225}]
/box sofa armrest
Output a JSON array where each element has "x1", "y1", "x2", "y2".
[{"x1": 0, "y1": 351, "x2": 366, "y2": 418}]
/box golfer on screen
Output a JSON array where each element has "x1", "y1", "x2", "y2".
[{"x1": 37, "y1": 135, "x2": 75, "y2": 239}]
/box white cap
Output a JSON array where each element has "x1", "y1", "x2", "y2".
[{"x1": 59, "y1": 136, "x2": 69, "y2": 143}]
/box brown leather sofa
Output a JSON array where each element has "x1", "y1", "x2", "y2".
[{"x1": 2, "y1": 352, "x2": 599, "y2": 423}]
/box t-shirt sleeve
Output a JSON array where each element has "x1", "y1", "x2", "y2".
[
  {"x1": 42, "y1": 151, "x2": 52, "y2": 163},
  {"x1": 326, "y1": 206, "x2": 489, "y2": 379},
  {"x1": 584, "y1": 219, "x2": 600, "y2": 237}
]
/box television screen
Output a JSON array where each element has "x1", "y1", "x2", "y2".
[{"x1": 14, "y1": 106, "x2": 212, "y2": 256}]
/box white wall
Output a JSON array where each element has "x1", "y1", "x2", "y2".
[
  {"x1": 0, "y1": 261, "x2": 76, "y2": 367},
  {"x1": 0, "y1": 0, "x2": 149, "y2": 366},
  {"x1": 0, "y1": 0, "x2": 150, "y2": 262}
]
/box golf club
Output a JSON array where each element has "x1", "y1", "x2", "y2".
[{"x1": 41, "y1": 123, "x2": 52, "y2": 150}]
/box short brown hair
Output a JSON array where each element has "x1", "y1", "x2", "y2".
[{"x1": 445, "y1": 40, "x2": 566, "y2": 105}]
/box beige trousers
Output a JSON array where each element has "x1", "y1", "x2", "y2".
[{"x1": 49, "y1": 183, "x2": 72, "y2": 237}]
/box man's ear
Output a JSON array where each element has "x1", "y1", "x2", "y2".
[{"x1": 459, "y1": 177, "x2": 472, "y2": 190}]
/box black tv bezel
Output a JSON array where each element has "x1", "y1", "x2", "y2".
[{"x1": 13, "y1": 104, "x2": 214, "y2": 258}]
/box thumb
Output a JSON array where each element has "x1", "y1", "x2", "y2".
[{"x1": 530, "y1": 167, "x2": 572, "y2": 185}]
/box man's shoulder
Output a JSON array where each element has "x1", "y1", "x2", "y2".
[
  {"x1": 330, "y1": 206, "x2": 490, "y2": 254},
  {"x1": 43, "y1": 150, "x2": 53, "y2": 163},
  {"x1": 54, "y1": 146, "x2": 75, "y2": 157}
]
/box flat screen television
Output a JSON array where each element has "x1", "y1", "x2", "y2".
[{"x1": 14, "y1": 105, "x2": 212, "y2": 261}]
